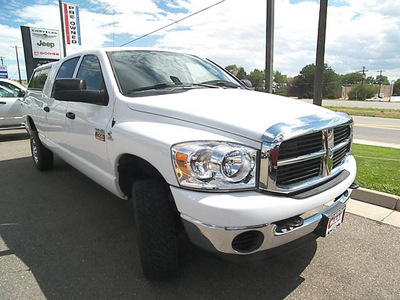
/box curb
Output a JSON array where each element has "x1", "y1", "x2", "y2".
[{"x1": 352, "y1": 187, "x2": 400, "y2": 211}]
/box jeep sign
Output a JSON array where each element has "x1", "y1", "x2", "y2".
[{"x1": 30, "y1": 27, "x2": 61, "y2": 60}]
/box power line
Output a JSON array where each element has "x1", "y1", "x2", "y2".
[{"x1": 119, "y1": 0, "x2": 227, "y2": 47}]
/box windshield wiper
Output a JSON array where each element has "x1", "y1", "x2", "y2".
[
  {"x1": 190, "y1": 83, "x2": 219, "y2": 88},
  {"x1": 200, "y1": 80, "x2": 241, "y2": 88},
  {"x1": 126, "y1": 82, "x2": 223, "y2": 95},
  {"x1": 127, "y1": 83, "x2": 177, "y2": 94}
]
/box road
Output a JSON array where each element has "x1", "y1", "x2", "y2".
[
  {"x1": 352, "y1": 116, "x2": 400, "y2": 148},
  {"x1": 301, "y1": 99, "x2": 400, "y2": 110},
  {"x1": 299, "y1": 99, "x2": 400, "y2": 148},
  {"x1": 0, "y1": 130, "x2": 400, "y2": 299}
]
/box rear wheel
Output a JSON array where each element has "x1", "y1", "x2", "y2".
[
  {"x1": 30, "y1": 133, "x2": 54, "y2": 171},
  {"x1": 132, "y1": 178, "x2": 179, "y2": 280}
]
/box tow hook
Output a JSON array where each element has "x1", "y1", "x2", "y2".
[
  {"x1": 350, "y1": 182, "x2": 359, "y2": 189},
  {"x1": 275, "y1": 216, "x2": 304, "y2": 233}
]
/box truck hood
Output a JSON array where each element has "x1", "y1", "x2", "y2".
[{"x1": 126, "y1": 88, "x2": 344, "y2": 142}]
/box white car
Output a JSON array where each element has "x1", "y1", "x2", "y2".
[
  {"x1": 0, "y1": 78, "x2": 26, "y2": 129},
  {"x1": 365, "y1": 96, "x2": 382, "y2": 101}
]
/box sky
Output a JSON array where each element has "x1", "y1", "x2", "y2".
[{"x1": 0, "y1": 0, "x2": 399, "y2": 82}]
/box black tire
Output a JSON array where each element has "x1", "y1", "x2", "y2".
[
  {"x1": 132, "y1": 178, "x2": 179, "y2": 280},
  {"x1": 30, "y1": 132, "x2": 54, "y2": 171}
]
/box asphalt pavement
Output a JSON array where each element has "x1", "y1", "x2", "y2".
[{"x1": 0, "y1": 124, "x2": 399, "y2": 299}]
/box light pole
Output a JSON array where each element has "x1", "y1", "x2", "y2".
[
  {"x1": 10, "y1": 45, "x2": 22, "y2": 84},
  {"x1": 265, "y1": 0, "x2": 274, "y2": 94}
]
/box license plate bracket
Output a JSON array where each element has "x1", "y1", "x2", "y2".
[{"x1": 315, "y1": 202, "x2": 346, "y2": 237}]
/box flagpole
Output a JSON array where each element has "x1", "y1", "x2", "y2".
[{"x1": 59, "y1": 0, "x2": 67, "y2": 57}]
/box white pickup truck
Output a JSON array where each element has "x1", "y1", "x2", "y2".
[{"x1": 22, "y1": 48, "x2": 357, "y2": 279}]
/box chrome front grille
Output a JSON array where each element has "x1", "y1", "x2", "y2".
[{"x1": 259, "y1": 114, "x2": 353, "y2": 194}]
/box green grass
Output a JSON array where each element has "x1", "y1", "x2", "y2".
[
  {"x1": 324, "y1": 106, "x2": 400, "y2": 119},
  {"x1": 352, "y1": 144, "x2": 400, "y2": 196}
]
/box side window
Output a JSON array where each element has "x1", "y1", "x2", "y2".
[
  {"x1": 28, "y1": 67, "x2": 51, "y2": 91},
  {"x1": 0, "y1": 82, "x2": 21, "y2": 97},
  {"x1": 56, "y1": 57, "x2": 80, "y2": 79},
  {"x1": 76, "y1": 55, "x2": 105, "y2": 91}
]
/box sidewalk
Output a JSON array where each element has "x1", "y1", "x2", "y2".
[{"x1": 349, "y1": 189, "x2": 400, "y2": 228}]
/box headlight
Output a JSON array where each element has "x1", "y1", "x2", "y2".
[{"x1": 172, "y1": 142, "x2": 258, "y2": 190}]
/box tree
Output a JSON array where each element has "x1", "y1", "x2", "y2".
[
  {"x1": 273, "y1": 70, "x2": 287, "y2": 88},
  {"x1": 225, "y1": 65, "x2": 247, "y2": 80},
  {"x1": 340, "y1": 72, "x2": 363, "y2": 85},
  {"x1": 247, "y1": 69, "x2": 265, "y2": 91},
  {"x1": 393, "y1": 79, "x2": 400, "y2": 96},
  {"x1": 365, "y1": 76, "x2": 375, "y2": 84},
  {"x1": 287, "y1": 75, "x2": 308, "y2": 98},
  {"x1": 287, "y1": 63, "x2": 339, "y2": 99},
  {"x1": 348, "y1": 82, "x2": 379, "y2": 100},
  {"x1": 376, "y1": 75, "x2": 390, "y2": 85}
]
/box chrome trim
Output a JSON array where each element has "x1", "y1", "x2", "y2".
[
  {"x1": 259, "y1": 113, "x2": 353, "y2": 193},
  {"x1": 181, "y1": 188, "x2": 353, "y2": 255},
  {"x1": 277, "y1": 149, "x2": 326, "y2": 167}
]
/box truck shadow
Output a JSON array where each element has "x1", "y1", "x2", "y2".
[
  {"x1": 0, "y1": 129, "x2": 29, "y2": 142},
  {"x1": 0, "y1": 156, "x2": 317, "y2": 299}
]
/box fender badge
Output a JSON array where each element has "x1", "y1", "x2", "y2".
[{"x1": 95, "y1": 128, "x2": 105, "y2": 142}]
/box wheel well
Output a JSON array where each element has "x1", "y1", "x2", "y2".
[
  {"x1": 26, "y1": 116, "x2": 38, "y2": 134},
  {"x1": 118, "y1": 154, "x2": 167, "y2": 199}
]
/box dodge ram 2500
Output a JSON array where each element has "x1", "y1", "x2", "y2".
[{"x1": 22, "y1": 48, "x2": 357, "y2": 279}]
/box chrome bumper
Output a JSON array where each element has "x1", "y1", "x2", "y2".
[{"x1": 181, "y1": 188, "x2": 353, "y2": 255}]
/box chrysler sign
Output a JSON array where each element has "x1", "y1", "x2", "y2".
[{"x1": 30, "y1": 27, "x2": 61, "y2": 60}]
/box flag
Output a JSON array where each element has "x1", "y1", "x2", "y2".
[{"x1": 62, "y1": 3, "x2": 82, "y2": 45}]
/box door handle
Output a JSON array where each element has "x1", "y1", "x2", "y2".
[
  {"x1": 0, "y1": 101, "x2": 6, "y2": 104},
  {"x1": 44, "y1": 106, "x2": 50, "y2": 112},
  {"x1": 66, "y1": 112, "x2": 75, "y2": 120}
]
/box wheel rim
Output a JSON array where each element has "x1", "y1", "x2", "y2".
[{"x1": 32, "y1": 138, "x2": 39, "y2": 164}]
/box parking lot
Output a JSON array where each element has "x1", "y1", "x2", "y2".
[{"x1": 1, "y1": 129, "x2": 400, "y2": 299}]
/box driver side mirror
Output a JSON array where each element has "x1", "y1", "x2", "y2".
[
  {"x1": 241, "y1": 79, "x2": 253, "y2": 89},
  {"x1": 52, "y1": 78, "x2": 108, "y2": 106}
]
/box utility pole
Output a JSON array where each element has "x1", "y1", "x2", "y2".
[
  {"x1": 10, "y1": 46, "x2": 22, "y2": 84},
  {"x1": 313, "y1": 0, "x2": 328, "y2": 106},
  {"x1": 354, "y1": 66, "x2": 368, "y2": 100},
  {"x1": 59, "y1": 0, "x2": 67, "y2": 57},
  {"x1": 377, "y1": 70, "x2": 386, "y2": 97},
  {"x1": 265, "y1": 0, "x2": 274, "y2": 93},
  {"x1": 376, "y1": 70, "x2": 386, "y2": 84},
  {"x1": 359, "y1": 66, "x2": 368, "y2": 87},
  {"x1": 0, "y1": 56, "x2": 5, "y2": 66}
]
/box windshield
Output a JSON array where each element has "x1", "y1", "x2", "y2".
[{"x1": 107, "y1": 50, "x2": 242, "y2": 96}]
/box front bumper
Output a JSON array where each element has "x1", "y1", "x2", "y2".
[
  {"x1": 171, "y1": 155, "x2": 356, "y2": 255},
  {"x1": 181, "y1": 188, "x2": 352, "y2": 255}
]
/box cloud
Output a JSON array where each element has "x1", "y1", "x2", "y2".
[{"x1": 1, "y1": 0, "x2": 400, "y2": 82}]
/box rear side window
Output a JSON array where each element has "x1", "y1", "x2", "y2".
[
  {"x1": 28, "y1": 67, "x2": 51, "y2": 91},
  {"x1": 56, "y1": 57, "x2": 80, "y2": 79}
]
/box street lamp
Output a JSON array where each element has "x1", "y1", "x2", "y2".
[{"x1": 10, "y1": 45, "x2": 22, "y2": 84}]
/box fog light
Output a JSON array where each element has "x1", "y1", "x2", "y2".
[{"x1": 232, "y1": 231, "x2": 264, "y2": 253}]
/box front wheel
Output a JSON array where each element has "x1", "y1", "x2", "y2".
[
  {"x1": 30, "y1": 133, "x2": 54, "y2": 171},
  {"x1": 132, "y1": 178, "x2": 179, "y2": 280}
]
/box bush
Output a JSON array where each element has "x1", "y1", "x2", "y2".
[{"x1": 348, "y1": 82, "x2": 380, "y2": 100}]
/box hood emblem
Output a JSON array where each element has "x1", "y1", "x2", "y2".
[{"x1": 322, "y1": 128, "x2": 334, "y2": 176}]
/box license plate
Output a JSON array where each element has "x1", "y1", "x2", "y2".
[{"x1": 316, "y1": 202, "x2": 346, "y2": 237}]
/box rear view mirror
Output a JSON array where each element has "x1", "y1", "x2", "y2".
[{"x1": 52, "y1": 78, "x2": 108, "y2": 106}]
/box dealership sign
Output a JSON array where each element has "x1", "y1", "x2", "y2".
[
  {"x1": 62, "y1": 3, "x2": 81, "y2": 45},
  {"x1": 30, "y1": 27, "x2": 61, "y2": 59},
  {"x1": 0, "y1": 66, "x2": 8, "y2": 78}
]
